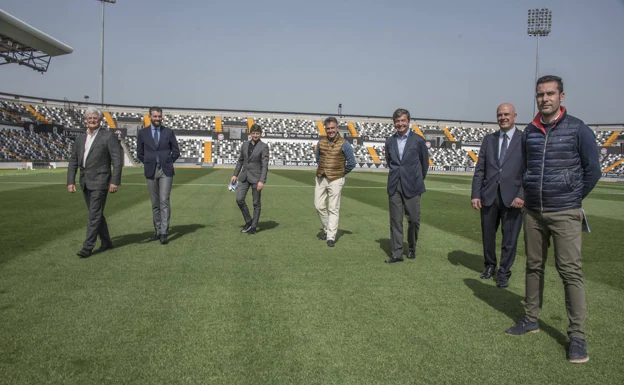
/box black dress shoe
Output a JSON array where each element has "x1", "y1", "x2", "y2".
[
  {"x1": 77, "y1": 248, "x2": 92, "y2": 258},
  {"x1": 94, "y1": 244, "x2": 114, "y2": 254},
  {"x1": 407, "y1": 250, "x2": 416, "y2": 259},
  {"x1": 327, "y1": 240, "x2": 335, "y2": 247},
  {"x1": 160, "y1": 234, "x2": 169, "y2": 244},
  {"x1": 385, "y1": 257, "x2": 404, "y2": 264},
  {"x1": 247, "y1": 227, "x2": 256, "y2": 235},
  {"x1": 149, "y1": 233, "x2": 160, "y2": 242},
  {"x1": 318, "y1": 233, "x2": 327, "y2": 241},
  {"x1": 480, "y1": 266, "x2": 495, "y2": 279},
  {"x1": 241, "y1": 222, "x2": 252, "y2": 233}
]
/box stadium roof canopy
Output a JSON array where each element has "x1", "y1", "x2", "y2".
[{"x1": 0, "y1": 8, "x2": 73, "y2": 73}]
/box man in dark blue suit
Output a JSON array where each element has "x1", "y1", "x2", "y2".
[
  {"x1": 137, "y1": 107, "x2": 180, "y2": 244},
  {"x1": 384, "y1": 108, "x2": 429, "y2": 264},
  {"x1": 471, "y1": 103, "x2": 524, "y2": 288}
]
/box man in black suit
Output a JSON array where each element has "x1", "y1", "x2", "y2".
[
  {"x1": 384, "y1": 108, "x2": 429, "y2": 264},
  {"x1": 137, "y1": 107, "x2": 180, "y2": 244},
  {"x1": 67, "y1": 107, "x2": 123, "y2": 258},
  {"x1": 471, "y1": 103, "x2": 524, "y2": 288},
  {"x1": 231, "y1": 124, "x2": 269, "y2": 235}
]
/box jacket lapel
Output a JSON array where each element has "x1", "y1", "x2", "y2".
[
  {"x1": 500, "y1": 129, "x2": 521, "y2": 167},
  {"x1": 494, "y1": 131, "x2": 501, "y2": 166},
  {"x1": 391, "y1": 135, "x2": 400, "y2": 164},
  {"x1": 85, "y1": 130, "x2": 103, "y2": 165}
]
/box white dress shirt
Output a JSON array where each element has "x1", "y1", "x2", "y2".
[
  {"x1": 83, "y1": 128, "x2": 100, "y2": 167},
  {"x1": 499, "y1": 126, "x2": 516, "y2": 159}
]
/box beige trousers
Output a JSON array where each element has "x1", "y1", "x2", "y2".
[{"x1": 314, "y1": 176, "x2": 345, "y2": 241}]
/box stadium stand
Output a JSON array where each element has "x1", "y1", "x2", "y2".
[
  {"x1": 33, "y1": 105, "x2": 81, "y2": 128},
  {"x1": 594, "y1": 131, "x2": 613, "y2": 145},
  {"x1": 448, "y1": 126, "x2": 496, "y2": 143},
  {"x1": 428, "y1": 148, "x2": 475, "y2": 168},
  {"x1": 0, "y1": 129, "x2": 48, "y2": 160},
  {"x1": 353, "y1": 144, "x2": 374, "y2": 163},
  {"x1": 163, "y1": 114, "x2": 215, "y2": 131},
  {"x1": 178, "y1": 139, "x2": 204, "y2": 159},
  {"x1": 0, "y1": 109, "x2": 19, "y2": 125},
  {"x1": 356, "y1": 122, "x2": 395, "y2": 138},
  {"x1": 255, "y1": 117, "x2": 317, "y2": 135},
  {"x1": 267, "y1": 141, "x2": 316, "y2": 163}
]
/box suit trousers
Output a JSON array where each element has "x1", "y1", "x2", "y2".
[
  {"x1": 389, "y1": 182, "x2": 421, "y2": 259},
  {"x1": 314, "y1": 176, "x2": 345, "y2": 241},
  {"x1": 146, "y1": 168, "x2": 173, "y2": 235},
  {"x1": 82, "y1": 187, "x2": 111, "y2": 250},
  {"x1": 480, "y1": 189, "x2": 523, "y2": 278},
  {"x1": 523, "y1": 208, "x2": 586, "y2": 339},
  {"x1": 236, "y1": 180, "x2": 262, "y2": 227}
]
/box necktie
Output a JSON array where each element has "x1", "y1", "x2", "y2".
[
  {"x1": 154, "y1": 128, "x2": 161, "y2": 169},
  {"x1": 499, "y1": 133, "x2": 508, "y2": 162}
]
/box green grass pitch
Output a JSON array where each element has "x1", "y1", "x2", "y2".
[{"x1": 0, "y1": 168, "x2": 623, "y2": 384}]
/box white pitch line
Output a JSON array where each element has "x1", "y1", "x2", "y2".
[
  {"x1": 0, "y1": 180, "x2": 472, "y2": 191},
  {"x1": 3, "y1": 181, "x2": 624, "y2": 194}
]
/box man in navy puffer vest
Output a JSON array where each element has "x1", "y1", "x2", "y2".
[{"x1": 504, "y1": 75, "x2": 600, "y2": 364}]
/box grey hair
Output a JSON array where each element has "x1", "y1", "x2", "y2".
[{"x1": 85, "y1": 106, "x2": 103, "y2": 119}]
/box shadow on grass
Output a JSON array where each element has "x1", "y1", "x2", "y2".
[
  {"x1": 376, "y1": 238, "x2": 414, "y2": 258},
  {"x1": 111, "y1": 224, "x2": 206, "y2": 247},
  {"x1": 336, "y1": 229, "x2": 352, "y2": 241},
  {"x1": 448, "y1": 250, "x2": 483, "y2": 273},
  {"x1": 464, "y1": 278, "x2": 567, "y2": 347},
  {"x1": 257, "y1": 221, "x2": 279, "y2": 233},
  {"x1": 314, "y1": 229, "x2": 352, "y2": 241}
]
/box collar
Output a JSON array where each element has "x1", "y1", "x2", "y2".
[
  {"x1": 151, "y1": 124, "x2": 162, "y2": 131},
  {"x1": 531, "y1": 106, "x2": 566, "y2": 134},
  {"x1": 500, "y1": 126, "x2": 516, "y2": 138},
  {"x1": 86, "y1": 127, "x2": 100, "y2": 136},
  {"x1": 327, "y1": 134, "x2": 341, "y2": 143},
  {"x1": 395, "y1": 130, "x2": 410, "y2": 139}
]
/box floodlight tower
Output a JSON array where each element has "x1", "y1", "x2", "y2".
[
  {"x1": 98, "y1": 0, "x2": 116, "y2": 105},
  {"x1": 527, "y1": 8, "x2": 552, "y2": 116}
]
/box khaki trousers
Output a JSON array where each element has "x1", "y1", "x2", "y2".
[
  {"x1": 523, "y1": 208, "x2": 586, "y2": 339},
  {"x1": 314, "y1": 176, "x2": 345, "y2": 241}
]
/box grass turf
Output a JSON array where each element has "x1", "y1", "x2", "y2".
[{"x1": 0, "y1": 168, "x2": 623, "y2": 384}]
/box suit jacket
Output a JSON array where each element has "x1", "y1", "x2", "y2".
[
  {"x1": 471, "y1": 129, "x2": 524, "y2": 207},
  {"x1": 233, "y1": 140, "x2": 269, "y2": 184},
  {"x1": 136, "y1": 125, "x2": 180, "y2": 178},
  {"x1": 67, "y1": 129, "x2": 123, "y2": 190},
  {"x1": 385, "y1": 131, "x2": 429, "y2": 198}
]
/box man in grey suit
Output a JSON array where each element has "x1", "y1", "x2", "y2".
[
  {"x1": 137, "y1": 107, "x2": 180, "y2": 244},
  {"x1": 67, "y1": 107, "x2": 123, "y2": 258},
  {"x1": 231, "y1": 124, "x2": 269, "y2": 235},
  {"x1": 384, "y1": 108, "x2": 429, "y2": 264},
  {"x1": 471, "y1": 103, "x2": 524, "y2": 288}
]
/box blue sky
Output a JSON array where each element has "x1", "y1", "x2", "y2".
[{"x1": 1, "y1": 0, "x2": 623, "y2": 124}]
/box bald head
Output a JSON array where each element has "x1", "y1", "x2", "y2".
[{"x1": 496, "y1": 103, "x2": 517, "y2": 132}]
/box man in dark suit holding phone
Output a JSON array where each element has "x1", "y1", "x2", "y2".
[
  {"x1": 137, "y1": 107, "x2": 180, "y2": 244},
  {"x1": 67, "y1": 107, "x2": 123, "y2": 258},
  {"x1": 384, "y1": 108, "x2": 429, "y2": 264},
  {"x1": 471, "y1": 103, "x2": 524, "y2": 288}
]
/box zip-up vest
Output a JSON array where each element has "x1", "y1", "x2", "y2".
[
  {"x1": 316, "y1": 135, "x2": 346, "y2": 181},
  {"x1": 523, "y1": 110, "x2": 584, "y2": 212}
]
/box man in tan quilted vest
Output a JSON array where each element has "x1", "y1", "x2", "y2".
[{"x1": 314, "y1": 117, "x2": 356, "y2": 247}]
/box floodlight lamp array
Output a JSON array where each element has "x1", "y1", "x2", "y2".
[{"x1": 527, "y1": 8, "x2": 552, "y2": 37}]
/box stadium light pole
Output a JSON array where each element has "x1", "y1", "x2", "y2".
[
  {"x1": 527, "y1": 8, "x2": 552, "y2": 116},
  {"x1": 98, "y1": 0, "x2": 116, "y2": 106}
]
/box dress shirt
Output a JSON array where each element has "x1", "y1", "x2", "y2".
[
  {"x1": 83, "y1": 128, "x2": 100, "y2": 167},
  {"x1": 499, "y1": 126, "x2": 516, "y2": 159}
]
